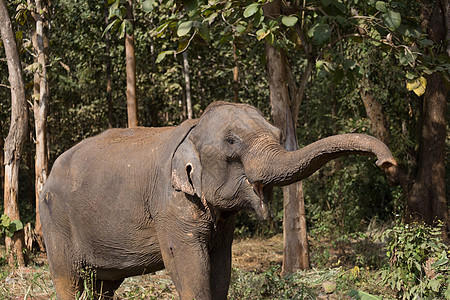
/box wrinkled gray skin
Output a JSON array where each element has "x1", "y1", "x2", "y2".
[{"x1": 40, "y1": 102, "x2": 396, "y2": 299}]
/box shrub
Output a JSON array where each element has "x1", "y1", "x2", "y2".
[
  {"x1": 229, "y1": 266, "x2": 315, "y2": 299},
  {"x1": 381, "y1": 221, "x2": 450, "y2": 299}
]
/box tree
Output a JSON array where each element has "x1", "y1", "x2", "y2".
[
  {"x1": 0, "y1": 0, "x2": 29, "y2": 266},
  {"x1": 262, "y1": 0, "x2": 311, "y2": 273},
  {"x1": 105, "y1": 0, "x2": 114, "y2": 128},
  {"x1": 126, "y1": 0, "x2": 138, "y2": 127},
  {"x1": 182, "y1": 50, "x2": 192, "y2": 119},
  {"x1": 30, "y1": 0, "x2": 49, "y2": 253},
  {"x1": 408, "y1": 0, "x2": 448, "y2": 234}
]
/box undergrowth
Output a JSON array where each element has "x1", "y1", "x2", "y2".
[{"x1": 0, "y1": 220, "x2": 447, "y2": 299}]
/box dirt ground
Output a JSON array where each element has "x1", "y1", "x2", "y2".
[{"x1": 231, "y1": 234, "x2": 284, "y2": 272}]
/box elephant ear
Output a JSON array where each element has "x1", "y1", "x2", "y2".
[{"x1": 171, "y1": 133, "x2": 202, "y2": 197}]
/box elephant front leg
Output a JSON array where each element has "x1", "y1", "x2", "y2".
[
  {"x1": 209, "y1": 216, "x2": 236, "y2": 299},
  {"x1": 157, "y1": 229, "x2": 212, "y2": 299}
]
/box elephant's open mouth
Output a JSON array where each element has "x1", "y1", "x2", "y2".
[
  {"x1": 252, "y1": 181, "x2": 264, "y2": 200},
  {"x1": 251, "y1": 181, "x2": 269, "y2": 220}
]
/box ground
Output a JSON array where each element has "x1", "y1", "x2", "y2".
[{"x1": 0, "y1": 234, "x2": 393, "y2": 299}]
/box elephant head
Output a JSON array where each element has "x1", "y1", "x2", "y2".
[{"x1": 172, "y1": 102, "x2": 396, "y2": 220}]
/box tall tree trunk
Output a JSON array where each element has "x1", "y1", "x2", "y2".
[
  {"x1": 182, "y1": 50, "x2": 192, "y2": 119},
  {"x1": 408, "y1": 0, "x2": 448, "y2": 234},
  {"x1": 0, "y1": 0, "x2": 29, "y2": 266},
  {"x1": 407, "y1": 72, "x2": 448, "y2": 229},
  {"x1": 0, "y1": 122, "x2": 4, "y2": 193},
  {"x1": 105, "y1": 0, "x2": 113, "y2": 128},
  {"x1": 263, "y1": 0, "x2": 311, "y2": 274},
  {"x1": 125, "y1": 0, "x2": 138, "y2": 127},
  {"x1": 31, "y1": 0, "x2": 48, "y2": 253},
  {"x1": 232, "y1": 42, "x2": 239, "y2": 103}
]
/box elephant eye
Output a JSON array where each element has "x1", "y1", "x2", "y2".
[{"x1": 225, "y1": 137, "x2": 235, "y2": 145}]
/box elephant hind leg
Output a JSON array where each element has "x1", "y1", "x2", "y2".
[
  {"x1": 93, "y1": 279, "x2": 124, "y2": 299},
  {"x1": 46, "y1": 246, "x2": 83, "y2": 299},
  {"x1": 51, "y1": 273, "x2": 83, "y2": 300}
]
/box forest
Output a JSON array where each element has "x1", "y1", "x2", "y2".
[{"x1": 0, "y1": 0, "x2": 449, "y2": 298}]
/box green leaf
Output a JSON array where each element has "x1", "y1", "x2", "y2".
[
  {"x1": 281, "y1": 15, "x2": 298, "y2": 27},
  {"x1": 103, "y1": 18, "x2": 120, "y2": 36},
  {"x1": 235, "y1": 24, "x2": 246, "y2": 34},
  {"x1": 343, "y1": 59, "x2": 357, "y2": 70},
  {"x1": 256, "y1": 28, "x2": 270, "y2": 41},
  {"x1": 1, "y1": 215, "x2": 11, "y2": 227},
  {"x1": 432, "y1": 252, "x2": 449, "y2": 267},
  {"x1": 142, "y1": 0, "x2": 156, "y2": 13},
  {"x1": 118, "y1": 20, "x2": 126, "y2": 38},
  {"x1": 375, "y1": 1, "x2": 388, "y2": 12},
  {"x1": 445, "y1": 285, "x2": 450, "y2": 299},
  {"x1": 308, "y1": 23, "x2": 331, "y2": 44},
  {"x1": 428, "y1": 279, "x2": 441, "y2": 292},
  {"x1": 322, "y1": 0, "x2": 332, "y2": 6},
  {"x1": 156, "y1": 21, "x2": 170, "y2": 37},
  {"x1": 155, "y1": 50, "x2": 173, "y2": 64},
  {"x1": 199, "y1": 22, "x2": 210, "y2": 41},
  {"x1": 405, "y1": 72, "x2": 417, "y2": 80},
  {"x1": 383, "y1": 9, "x2": 401, "y2": 31},
  {"x1": 204, "y1": 12, "x2": 218, "y2": 24},
  {"x1": 398, "y1": 49, "x2": 416, "y2": 66},
  {"x1": 177, "y1": 34, "x2": 195, "y2": 53},
  {"x1": 243, "y1": 3, "x2": 260, "y2": 18},
  {"x1": 177, "y1": 21, "x2": 193, "y2": 37},
  {"x1": 9, "y1": 220, "x2": 23, "y2": 233}
]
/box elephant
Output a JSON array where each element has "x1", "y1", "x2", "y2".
[{"x1": 40, "y1": 101, "x2": 396, "y2": 299}]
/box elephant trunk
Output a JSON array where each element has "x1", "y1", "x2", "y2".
[{"x1": 245, "y1": 133, "x2": 397, "y2": 187}]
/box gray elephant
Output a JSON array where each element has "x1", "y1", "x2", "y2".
[{"x1": 40, "y1": 101, "x2": 396, "y2": 299}]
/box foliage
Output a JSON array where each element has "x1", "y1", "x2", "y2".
[
  {"x1": 381, "y1": 221, "x2": 450, "y2": 299},
  {"x1": 229, "y1": 265, "x2": 316, "y2": 299},
  {"x1": 0, "y1": 214, "x2": 23, "y2": 238},
  {"x1": 229, "y1": 264, "x2": 394, "y2": 299}
]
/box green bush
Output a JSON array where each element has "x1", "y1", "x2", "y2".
[
  {"x1": 381, "y1": 221, "x2": 450, "y2": 299},
  {"x1": 229, "y1": 266, "x2": 315, "y2": 299},
  {"x1": 0, "y1": 214, "x2": 23, "y2": 238}
]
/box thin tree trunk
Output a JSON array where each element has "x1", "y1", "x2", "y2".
[
  {"x1": 31, "y1": 0, "x2": 48, "y2": 253},
  {"x1": 232, "y1": 42, "x2": 239, "y2": 103},
  {"x1": 125, "y1": 0, "x2": 138, "y2": 127},
  {"x1": 0, "y1": 123, "x2": 4, "y2": 193},
  {"x1": 0, "y1": 0, "x2": 29, "y2": 266},
  {"x1": 263, "y1": 0, "x2": 310, "y2": 274},
  {"x1": 105, "y1": 0, "x2": 113, "y2": 128},
  {"x1": 182, "y1": 51, "x2": 192, "y2": 119}
]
